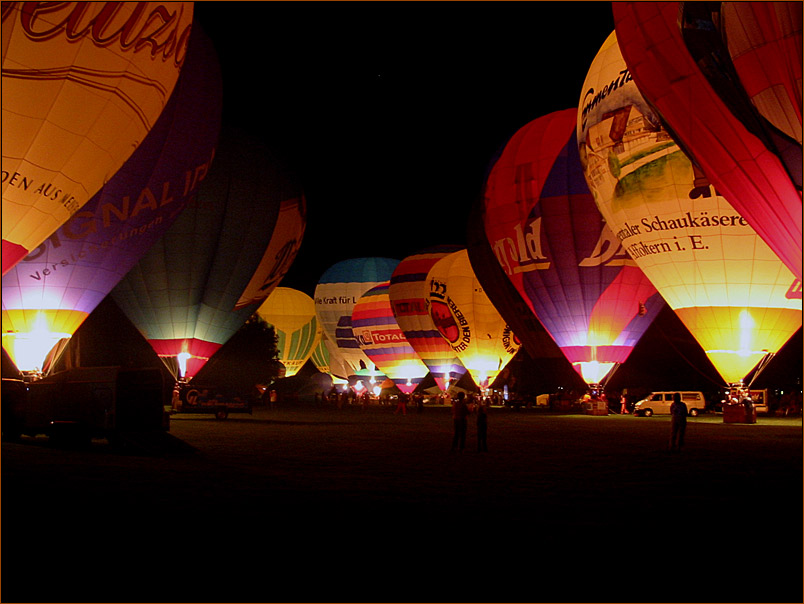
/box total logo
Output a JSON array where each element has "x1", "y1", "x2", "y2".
[{"x1": 356, "y1": 328, "x2": 405, "y2": 346}]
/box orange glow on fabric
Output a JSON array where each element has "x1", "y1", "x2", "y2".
[
  {"x1": 2, "y1": 2, "x2": 194, "y2": 274},
  {"x1": 235, "y1": 195, "x2": 307, "y2": 309},
  {"x1": 426, "y1": 250, "x2": 520, "y2": 389},
  {"x1": 577, "y1": 31, "x2": 802, "y2": 384},
  {"x1": 482, "y1": 108, "x2": 663, "y2": 387},
  {"x1": 352, "y1": 282, "x2": 429, "y2": 394},
  {"x1": 612, "y1": 2, "x2": 802, "y2": 281}
]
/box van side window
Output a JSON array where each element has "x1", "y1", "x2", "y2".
[
  {"x1": 664, "y1": 393, "x2": 673, "y2": 401},
  {"x1": 651, "y1": 394, "x2": 662, "y2": 402}
]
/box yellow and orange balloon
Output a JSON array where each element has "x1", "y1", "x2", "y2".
[
  {"x1": 255, "y1": 287, "x2": 320, "y2": 378},
  {"x1": 577, "y1": 31, "x2": 802, "y2": 385},
  {"x1": 2, "y1": 2, "x2": 194, "y2": 274},
  {"x1": 426, "y1": 249, "x2": 520, "y2": 390}
]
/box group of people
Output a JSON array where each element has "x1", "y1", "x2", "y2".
[
  {"x1": 319, "y1": 387, "x2": 431, "y2": 412},
  {"x1": 451, "y1": 391, "x2": 489, "y2": 453}
]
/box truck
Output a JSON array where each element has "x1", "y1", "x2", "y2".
[{"x1": 2, "y1": 366, "x2": 169, "y2": 446}]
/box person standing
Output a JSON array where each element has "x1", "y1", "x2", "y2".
[
  {"x1": 669, "y1": 391, "x2": 687, "y2": 451},
  {"x1": 451, "y1": 392, "x2": 471, "y2": 452},
  {"x1": 476, "y1": 397, "x2": 489, "y2": 452},
  {"x1": 394, "y1": 392, "x2": 408, "y2": 416}
]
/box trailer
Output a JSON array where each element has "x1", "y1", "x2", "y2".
[
  {"x1": 2, "y1": 366, "x2": 169, "y2": 445},
  {"x1": 171, "y1": 382, "x2": 253, "y2": 420}
]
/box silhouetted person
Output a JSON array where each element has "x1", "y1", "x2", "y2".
[
  {"x1": 476, "y1": 397, "x2": 489, "y2": 452},
  {"x1": 395, "y1": 392, "x2": 408, "y2": 415},
  {"x1": 669, "y1": 391, "x2": 687, "y2": 451},
  {"x1": 451, "y1": 392, "x2": 470, "y2": 452}
]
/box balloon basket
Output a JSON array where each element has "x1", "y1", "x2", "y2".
[
  {"x1": 723, "y1": 404, "x2": 757, "y2": 424},
  {"x1": 585, "y1": 399, "x2": 609, "y2": 416}
]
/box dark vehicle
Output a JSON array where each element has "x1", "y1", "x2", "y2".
[
  {"x1": 2, "y1": 366, "x2": 168, "y2": 445},
  {"x1": 171, "y1": 382, "x2": 253, "y2": 420}
]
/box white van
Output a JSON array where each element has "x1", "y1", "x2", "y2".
[{"x1": 634, "y1": 391, "x2": 706, "y2": 417}]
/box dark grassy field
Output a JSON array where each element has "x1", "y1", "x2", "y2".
[{"x1": 3, "y1": 405, "x2": 801, "y2": 603}]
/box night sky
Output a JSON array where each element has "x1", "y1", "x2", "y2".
[
  {"x1": 191, "y1": 2, "x2": 801, "y2": 392},
  {"x1": 194, "y1": 2, "x2": 617, "y2": 294}
]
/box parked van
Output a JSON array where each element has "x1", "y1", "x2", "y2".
[{"x1": 634, "y1": 391, "x2": 706, "y2": 417}]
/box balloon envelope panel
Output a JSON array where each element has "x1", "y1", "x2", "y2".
[
  {"x1": 256, "y1": 287, "x2": 319, "y2": 378},
  {"x1": 612, "y1": 2, "x2": 802, "y2": 281},
  {"x1": 483, "y1": 108, "x2": 663, "y2": 386},
  {"x1": 577, "y1": 31, "x2": 802, "y2": 384},
  {"x1": 721, "y1": 2, "x2": 802, "y2": 145},
  {"x1": 112, "y1": 129, "x2": 303, "y2": 380},
  {"x1": 426, "y1": 250, "x2": 519, "y2": 389},
  {"x1": 310, "y1": 333, "x2": 352, "y2": 383},
  {"x1": 352, "y1": 282, "x2": 428, "y2": 394},
  {"x1": 2, "y1": 2, "x2": 194, "y2": 274},
  {"x1": 236, "y1": 195, "x2": 306, "y2": 309},
  {"x1": 389, "y1": 246, "x2": 466, "y2": 391},
  {"x1": 314, "y1": 257, "x2": 399, "y2": 378},
  {"x1": 2, "y1": 23, "x2": 223, "y2": 372}
]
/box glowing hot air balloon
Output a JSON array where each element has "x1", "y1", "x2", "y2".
[
  {"x1": 482, "y1": 108, "x2": 664, "y2": 387},
  {"x1": 2, "y1": 2, "x2": 194, "y2": 274},
  {"x1": 721, "y1": 2, "x2": 802, "y2": 146},
  {"x1": 314, "y1": 257, "x2": 399, "y2": 379},
  {"x1": 236, "y1": 195, "x2": 306, "y2": 310},
  {"x1": 2, "y1": 23, "x2": 223, "y2": 373},
  {"x1": 388, "y1": 246, "x2": 467, "y2": 392},
  {"x1": 352, "y1": 282, "x2": 429, "y2": 394},
  {"x1": 255, "y1": 287, "x2": 320, "y2": 378},
  {"x1": 310, "y1": 333, "x2": 354, "y2": 387},
  {"x1": 111, "y1": 128, "x2": 306, "y2": 381},
  {"x1": 577, "y1": 31, "x2": 802, "y2": 386},
  {"x1": 612, "y1": 2, "x2": 802, "y2": 281},
  {"x1": 426, "y1": 249, "x2": 520, "y2": 390}
]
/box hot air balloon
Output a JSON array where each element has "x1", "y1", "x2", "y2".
[
  {"x1": 577, "y1": 31, "x2": 802, "y2": 386},
  {"x1": 2, "y1": 2, "x2": 194, "y2": 275},
  {"x1": 2, "y1": 23, "x2": 223, "y2": 374},
  {"x1": 235, "y1": 195, "x2": 306, "y2": 310},
  {"x1": 388, "y1": 246, "x2": 467, "y2": 392},
  {"x1": 482, "y1": 108, "x2": 664, "y2": 388},
  {"x1": 612, "y1": 2, "x2": 802, "y2": 281},
  {"x1": 426, "y1": 249, "x2": 520, "y2": 390},
  {"x1": 314, "y1": 257, "x2": 399, "y2": 379},
  {"x1": 352, "y1": 282, "x2": 429, "y2": 395},
  {"x1": 111, "y1": 128, "x2": 306, "y2": 381},
  {"x1": 467, "y1": 198, "x2": 566, "y2": 363},
  {"x1": 255, "y1": 287, "x2": 320, "y2": 378},
  {"x1": 309, "y1": 334, "x2": 354, "y2": 387},
  {"x1": 721, "y1": 2, "x2": 802, "y2": 145}
]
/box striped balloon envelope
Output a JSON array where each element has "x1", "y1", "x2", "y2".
[
  {"x1": 314, "y1": 257, "x2": 399, "y2": 378},
  {"x1": 255, "y1": 287, "x2": 320, "y2": 378},
  {"x1": 388, "y1": 246, "x2": 466, "y2": 392},
  {"x1": 352, "y1": 282, "x2": 429, "y2": 395}
]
